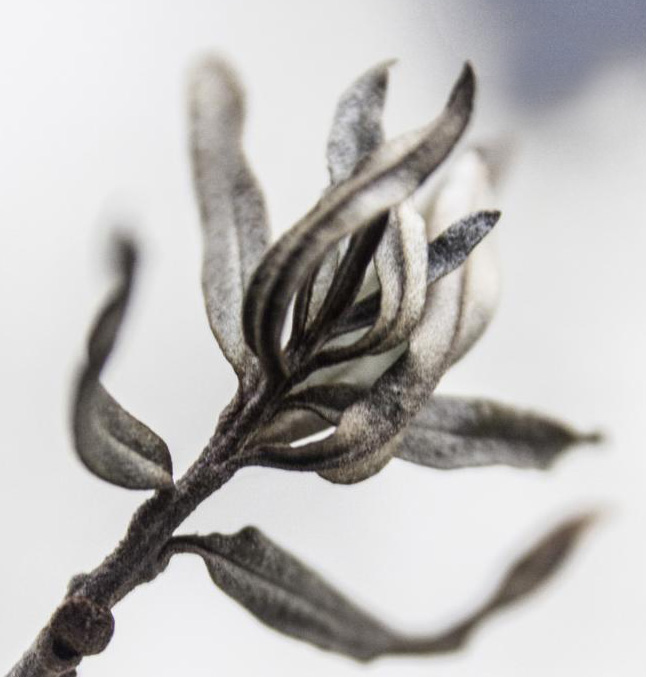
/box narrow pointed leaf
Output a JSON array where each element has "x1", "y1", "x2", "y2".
[
  {"x1": 312, "y1": 200, "x2": 428, "y2": 365},
  {"x1": 243, "y1": 64, "x2": 476, "y2": 379},
  {"x1": 190, "y1": 56, "x2": 270, "y2": 379},
  {"x1": 164, "y1": 527, "x2": 400, "y2": 661},
  {"x1": 424, "y1": 148, "x2": 500, "y2": 364},
  {"x1": 396, "y1": 395, "x2": 600, "y2": 470},
  {"x1": 327, "y1": 60, "x2": 394, "y2": 184},
  {"x1": 328, "y1": 210, "x2": 500, "y2": 342},
  {"x1": 72, "y1": 239, "x2": 173, "y2": 490},
  {"x1": 290, "y1": 61, "x2": 392, "y2": 350}
]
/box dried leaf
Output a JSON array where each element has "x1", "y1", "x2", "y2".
[
  {"x1": 310, "y1": 200, "x2": 426, "y2": 366},
  {"x1": 72, "y1": 239, "x2": 173, "y2": 490},
  {"x1": 329, "y1": 210, "x2": 500, "y2": 342},
  {"x1": 164, "y1": 516, "x2": 594, "y2": 661},
  {"x1": 327, "y1": 60, "x2": 394, "y2": 184},
  {"x1": 397, "y1": 395, "x2": 600, "y2": 470},
  {"x1": 289, "y1": 62, "x2": 393, "y2": 350},
  {"x1": 424, "y1": 148, "x2": 500, "y2": 364},
  {"x1": 243, "y1": 63, "x2": 476, "y2": 380},
  {"x1": 306, "y1": 215, "x2": 388, "y2": 346},
  {"x1": 251, "y1": 408, "x2": 331, "y2": 447},
  {"x1": 391, "y1": 515, "x2": 596, "y2": 655},
  {"x1": 190, "y1": 56, "x2": 270, "y2": 379},
  {"x1": 164, "y1": 527, "x2": 399, "y2": 661},
  {"x1": 252, "y1": 211, "x2": 500, "y2": 482}
]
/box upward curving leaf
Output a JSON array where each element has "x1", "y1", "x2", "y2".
[
  {"x1": 72, "y1": 238, "x2": 173, "y2": 490},
  {"x1": 326, "y1": 60, "x2": 394, "y2": 185},
  {"x1": 252, "y1": 211, "x2": 500, "y2": 484},
  {"x1": 291, "y1": 61, "x2": 393, "y2": 348},
  {"x1": 190, "y1": 56, "x2": 270, "y2": 380},
  {"x1": 243, "y1": 63, "x2": 476, "y2": 381},
  {"x1": 396, "y1": 395, "x2": 600, "y2": 470}
]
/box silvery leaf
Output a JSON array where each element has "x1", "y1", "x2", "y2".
[
  {"x1": 252, "y1": 210, "x2": 500, "y2": 483},
  {"x1": 72, "y1": 239, "x2": 173, "y2": 490},
  {"x1": 163, "y1": 516, "x2": 594, "y2": 661},
  {"x1": 243, "y1": 64, "x2": 475, "y2": 380},
  {"x1": 424, "y1": 147, "x2": 500, "y2": 364},
  {"x1": 397, "y1": 395, "x2": 600, "y2": 470},
  {"x1": 290, "y1": 61, "x2": 392, "y2": 349},
  {"x1": 190, "y1": 56, "x2": 270, "y2": 380},
  {"x1": 327, "y1": 60, "x2": 393, "y2": 184}
]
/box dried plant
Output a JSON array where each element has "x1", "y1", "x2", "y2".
[{"x1": 5, "y1": 56, "x2": 599, "y2": 676}]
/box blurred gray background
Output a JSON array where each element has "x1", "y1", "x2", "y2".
[{"x1": 1, "y1": 1, "x2": 644, "y2": 675}]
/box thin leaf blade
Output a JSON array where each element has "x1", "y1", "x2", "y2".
[
  {"x1": 72, "y1": 238, "x2": 173, "y2": 490},
  {"x1": 165, "y1": 527, "x2": 398, "y2": 661},
  {"x1": 396, "y1": 395, "x2": 600, "y2": 470},
  {"x1": 327, "y1": 60, "x2": 394, "y2": 184},
  {"x1": 243, "y1": 64, "x2": 476, "y2": 379},
  {"x1": 190, "y1": 56, "x2": 270, "y2": 379}
]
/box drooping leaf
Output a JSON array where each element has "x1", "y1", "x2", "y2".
[
  {"x1": 164, "y1": 527, "x2": 399, "y2": 661},
  {"x1": 423, "y1": 147, "x2": 500, "y2": 364},
  {"x1": 72, "y1": 238, "x2": 173, "y2": 490},
  {"x1": 396, "y1": 395, "x2": 600, "y2": 470},
  {"x1": 164, "y1": 516, "x2": 594, "y2": 661},
  {"x1": 189, "y1": 56, "x2": 270, "y2": 380},
  {"x1": 242, "y1": 64, "x2": 476, "y2": 380}
]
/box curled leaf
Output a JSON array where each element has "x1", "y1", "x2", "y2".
[
  {"x1": 397, "y1": 395, "x2": 600, "y2": 470},
  {"x1": 329, "y1": 210, "x2": 500, "y2": 342},
  {"x1": 190, "y1": 56, "x2": 270, "y2": 380},
  {"x1": 72, "y1": 239, "x2": 173, "y2": 490},
  {"x1": 164, "y1": 516, "x2": 594, "y2": 661},
  {"x1": 243, "y1": 63, "x2": 476, "y2": 380},
  {"x1": 251, "y1": 211, "x2": 500, "y2": 484}
]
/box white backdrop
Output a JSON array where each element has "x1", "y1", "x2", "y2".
[{"x1": 1, "y1": 2, "x2": 644, "y2": 676}]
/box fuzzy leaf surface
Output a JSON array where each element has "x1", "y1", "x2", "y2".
[
  {"x1": 397, "y1": 395, "x2": 598, "y2": 470},
  {"x1": 243, "y1": 64, "x2": 475, "y2": 379},
  {"x1": 165, "y1": 517, "x2": 594, "y2": 661},
  {"x1": 72, "y1": 239, "x2": 173, "y2": 490},
  {"x1": 190, "y1": 56, "x2": 270, "y2": 379},
  {"x1": 165, "y1": 527, "x2": 399, "y2": 661}
]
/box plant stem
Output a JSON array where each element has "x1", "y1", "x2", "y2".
[{"x1": 6, "y1": 378, "x2": 273, "y2": 677}]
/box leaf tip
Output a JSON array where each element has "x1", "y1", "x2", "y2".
[{"x1": 448, "y1": 62, "x2": 476, "y2": 114}]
